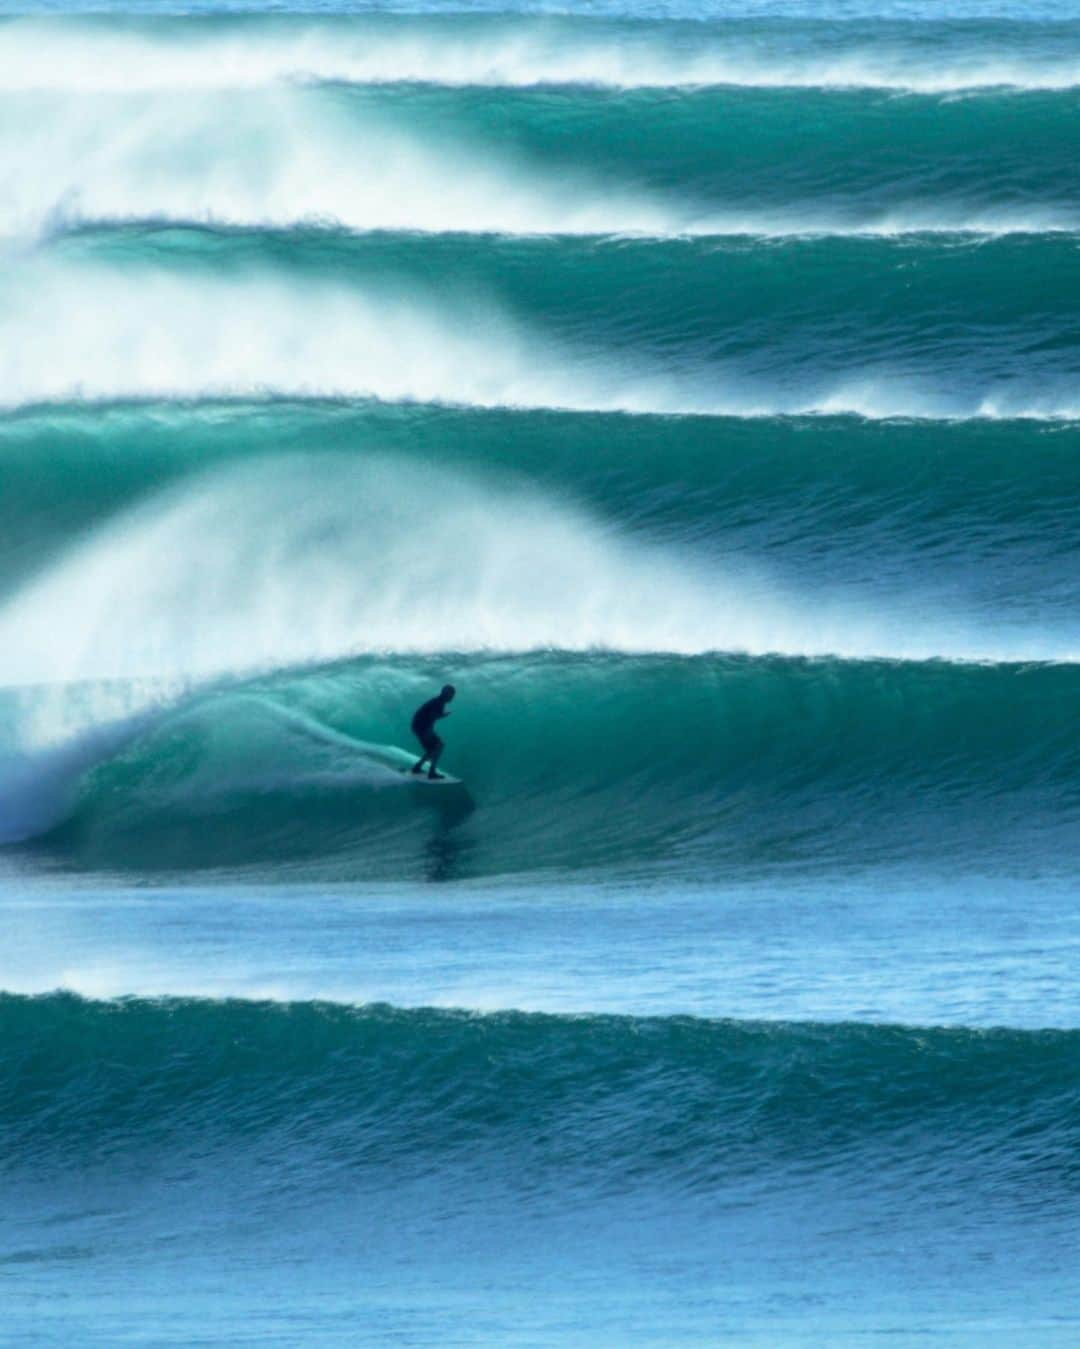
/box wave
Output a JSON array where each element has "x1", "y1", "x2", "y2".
[
  {"x1": 6, "y1": 84, "x2": 1080, "y2": 240},
  {"x1": 3, "y1": 994, "x2": 1077, "y2": 1212},
  {"x1": 2, "y1": 399, "x2": 1067, "y2": 679},
  {"x1": 3, "y1": 401, "x2": 1077, "y2": 610},
  {"x1": 0, "y1": 253, "x2": 634, "y2": 413},
  {"x1": 1, "y1": 451, "x2": 1074, "y2": 708},
  {"x1": 5, "y1": 652, "x2": 1078, "y2": 874},
  {"x1": 2, "y1": 87, "x2": 715, "y2": 241},
  {"x1": 6, "y1": 243, "x2": 1080, "y2": 420},
  {"x1": 4, "y1": 14, "x2": 1080, "y2": 93}
]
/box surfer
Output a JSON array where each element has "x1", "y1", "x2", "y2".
[{"x1": 410, "y1": 685, "x2": 456, "y2": 780}]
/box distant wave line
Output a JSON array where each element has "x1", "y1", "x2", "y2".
[{"x1": 3, "y1": 18, "x2": 1080, "y2": 94}]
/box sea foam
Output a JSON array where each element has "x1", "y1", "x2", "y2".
[{"x1": 2, "y1": 16, "x2": 1079, "y2": 93}]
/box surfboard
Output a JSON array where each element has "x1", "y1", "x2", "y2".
[{"x1": 404, "y1": 770, "x2": 463, "y2": 787}]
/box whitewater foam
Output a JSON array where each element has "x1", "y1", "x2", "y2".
[{"x1": 3, "y1": 16, "x2": 1079, "y2": 94}]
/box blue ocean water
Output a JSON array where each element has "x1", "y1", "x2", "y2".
[{"x1": 1, "y1": 1, "x2": 1079, "y2": 1342}]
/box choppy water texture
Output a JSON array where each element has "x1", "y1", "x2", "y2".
[{"x1": 1, "y1": 1, "x2": 1079, "y2": 1344}]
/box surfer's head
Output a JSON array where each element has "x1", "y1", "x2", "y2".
[{"x1": 440, "y1": 684, "x2": 456, "y2": 703}]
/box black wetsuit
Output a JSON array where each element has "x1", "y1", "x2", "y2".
[{"x1": 411, "y1": 695, "x2": 448, "y2": 755}]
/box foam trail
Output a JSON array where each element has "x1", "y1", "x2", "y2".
[
  {"x1": 3, "y1": 17, "x2": 1080, "y2": 93},
  {"x1": 4, "y1": 92, "x2": 1076, "y2": 241},
  {"x1": 0, "y1": 456, "x2": 1073, "y2": 709}
]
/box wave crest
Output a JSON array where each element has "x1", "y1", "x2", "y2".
[{"x1": 4, "y1": 16, "x2": 1080, "y2": 94}]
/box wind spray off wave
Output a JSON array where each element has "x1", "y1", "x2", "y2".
[
  {"x1": 2, "y1": 454, "x2": 1074, "y2": 701},
  {"x1": 6, "y1": 83, "x2": 1080, "y2": 240},
  {"x1": 7, "y1": 246, "x2": 1080, "y2": 419},
  {"x1": 4, "y1": 14, "x2": 1080, "y2": 93}
]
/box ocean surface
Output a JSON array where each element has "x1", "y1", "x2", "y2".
[{"x1": 1, "y1": 0, "x2": 1079, "y2": 1343}]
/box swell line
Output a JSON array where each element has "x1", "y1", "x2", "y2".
[
  {"x1": 7, "y1": 83, "x2": 1080, "y2": 241},
  {"x1": 3, "y1": 993, "x2": 1078, "y2": 1199},
  {"x1": 4, "y1": 14, "x2": 1080, "y2": 93},
  {"x1": 6, "y1": 243, "x2": 1080, "y2": 422}
]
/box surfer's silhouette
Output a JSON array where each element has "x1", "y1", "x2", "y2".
[{"x1": 410, "y1": 684, "x2": 455, "y2": 780}]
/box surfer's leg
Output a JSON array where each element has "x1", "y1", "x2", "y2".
[
  {"x1": 427, "y1": 736, "x2": 445, "y2": 779},
  {"x1": 412, "y1": 735, "x2": 432, "y2": 773},
  {"x1": 413, "y1": 731, "x2": 438, "y2": 774}
]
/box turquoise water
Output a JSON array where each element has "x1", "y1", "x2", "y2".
[{"x1": 1, "y1": 2, "x2": 1079, "y2": 1343}]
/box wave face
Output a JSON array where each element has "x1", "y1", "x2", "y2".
[
  {"x1": 6, "y1": 83, "x2": 1080, "y2": 239},
  {"x1": 3, "y1": 402, "x2": 1076, "y2": 654},
  {"x1": 4, "y1": 993, "x2": 1078, "y2": 1203},
  {"x1": 7, "y1": 235, "x2": 1080, "y2": 420},
  {"x1": 3, "y1": 654, "x2": 1076, "y2": 877},
  {"x1": 6, "y1": 988, "x2": 1079, "y2": 1342}
]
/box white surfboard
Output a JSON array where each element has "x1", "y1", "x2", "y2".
[{"x1": 404, "y1": 770, "x2": 463, "y2": 787}]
